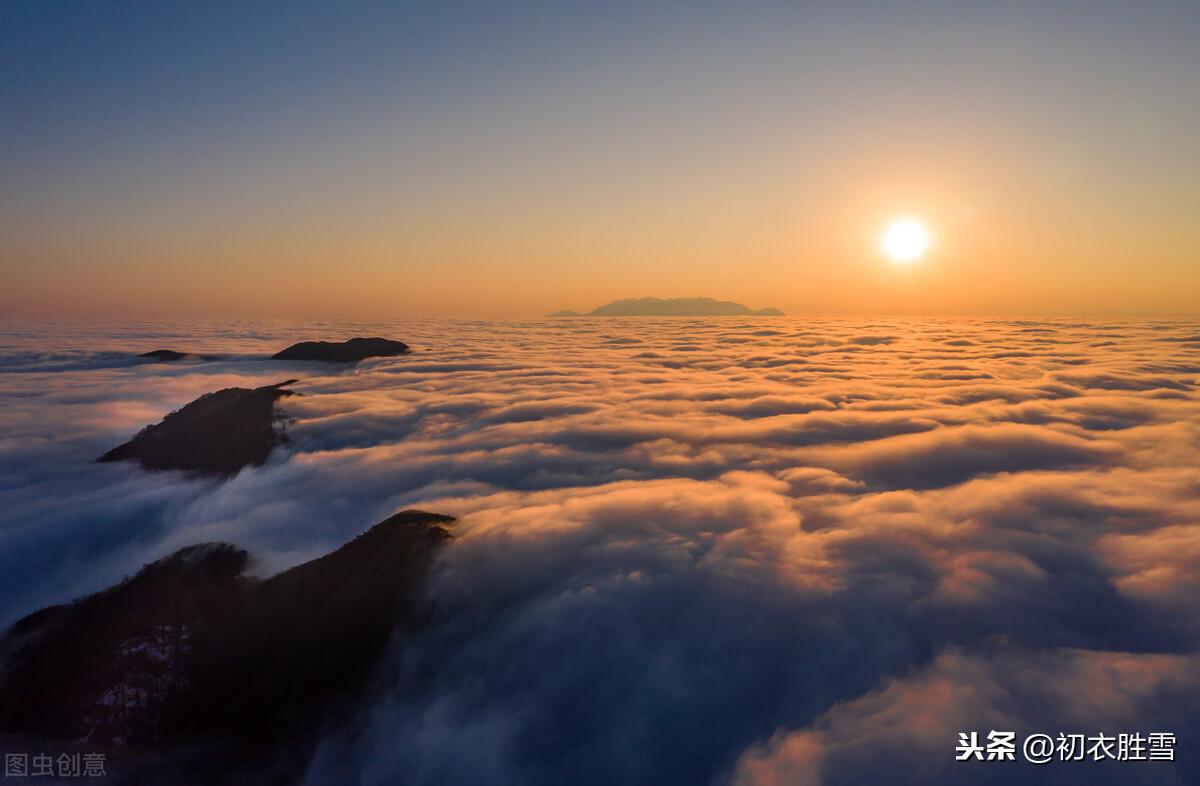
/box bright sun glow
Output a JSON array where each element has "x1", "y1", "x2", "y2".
[{"x1": 881, "y1": 218, "x2": 931, "y2": 263}]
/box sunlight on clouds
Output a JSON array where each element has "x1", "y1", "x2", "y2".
[{"x1": 0, "y1": 315, "x2": 1197, "y2": 784}]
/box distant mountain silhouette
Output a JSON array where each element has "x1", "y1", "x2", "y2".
[
  {"x1": 0, "y1": 510, "x2": 453, "y2": 776},
  {"x1": 271, "y1": 337, "x2": 409, "y2": 362},
  {"x1": 99, "y1": 381, "x2": 296, "y2": 476},
  {"x1": 138, "y1": 349, "x2": 189, "y2": 362},
  {"x1": 552, "y1": 297, "x2": 784, "y2": 316}
]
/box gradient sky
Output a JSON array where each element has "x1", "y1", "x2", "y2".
[{"x1": 2, "y1": 0, "x2": 1198, "y2": 319}]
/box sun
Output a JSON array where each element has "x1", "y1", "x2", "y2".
[{"x1": 881, "y1": 218, "x2": 931, "y2": 263}]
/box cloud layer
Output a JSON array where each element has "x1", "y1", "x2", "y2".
[{"x1": 1, "y1": 317, "x2": 1198, "y2": 784}]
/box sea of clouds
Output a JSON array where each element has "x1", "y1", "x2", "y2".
[{"x1": 1, "y1": 316, "x2": 1198, "y2": 785}]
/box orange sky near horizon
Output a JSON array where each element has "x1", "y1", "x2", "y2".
[{"x1": 2, "y1": 3, "x2": 1198, "y2": 320}]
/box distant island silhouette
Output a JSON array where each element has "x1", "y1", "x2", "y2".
[
  {"x1": 272, "y1": 337, "x2": 409, "y2": 362},
  {"x1": 550, "y1": 297, "x2": 784, "y2": 317},
  {"x1": 138, "y1": 349, "x2": 190, "y2": 362}
]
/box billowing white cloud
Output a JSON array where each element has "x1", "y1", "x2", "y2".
[{"x1": 0, "y1": 317, "x2": 1197, "y2": 785}]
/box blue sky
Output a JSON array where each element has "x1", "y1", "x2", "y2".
[{"x1": 3, "y1": 1, "x2": 1198, "y2": 317}]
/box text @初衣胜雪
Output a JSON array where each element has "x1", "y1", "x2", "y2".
[{"x1": 956, "y1": 731, "x2": 1175, "y2": 764}]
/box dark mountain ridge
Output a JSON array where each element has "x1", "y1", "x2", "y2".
[
  {"x1": 271, "y1": 337, "x2": 409, "y2": 362},
  {"x1": 552, "y1": 297, "x2": 784, "y2": 316},
  {"x1": 99, "y1": 381, "x2": 297, "y2": 476},
  {"x1": 138, "y1": 350, "x2": 189, "y2": 362},
  {"x1": 0, "y1": 510, "x2": 455, "y2": 781}
]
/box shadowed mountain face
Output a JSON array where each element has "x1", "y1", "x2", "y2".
[
  {"x1": 0, "y1": 510, "x2": 454, "y2": 778},
  {"x1": 561, "y1": 297, "x2": 784, "y2": 316},
  {"x1": 99, "y1": 381, "x2": 296, "y2": 476},
  {"x1": 271, "y1": 337, "x2": 409, "y2": 362},
  {"x1": 184, "y1": 510, "x2": 453, "y2": 746},
  {"x1": 0, "y1": 543, "x2": 250, "y2": 746}
]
